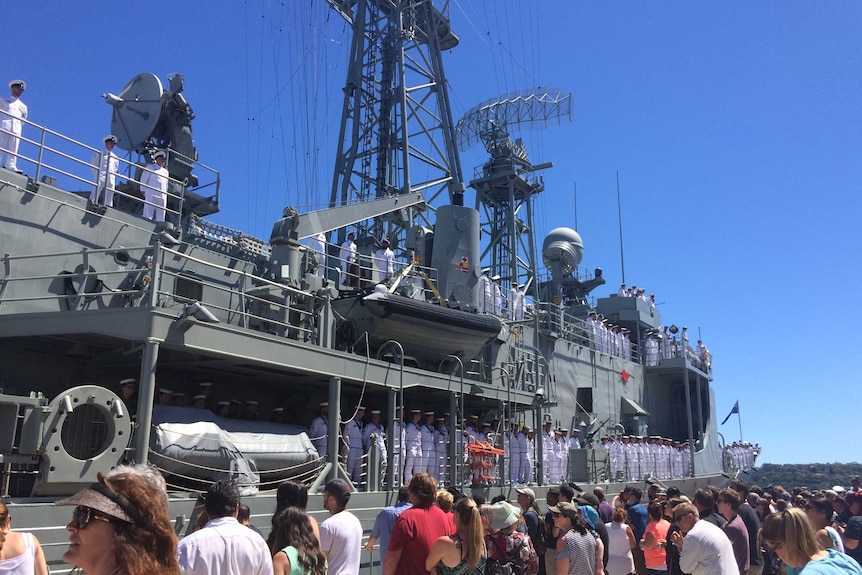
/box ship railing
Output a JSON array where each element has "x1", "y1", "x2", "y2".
[
  {"x1": 533, "y1": 301, "x2": 641, "y2": 364},
  {"x1": 0, "y1": 110, "x2": 220, "y2": 224},
  {"x1": 0, "y1": 244, "x2": 157, "y2": 309},
  {"x1": 153, "y1": 246, "x2": 319, "y2": 341}
]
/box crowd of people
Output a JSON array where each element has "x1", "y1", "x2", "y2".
[{"x1": 3, "y1": 467, "x2": 862, "y2": 575}]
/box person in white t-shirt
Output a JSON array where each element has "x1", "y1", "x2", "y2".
[{"x1": 319, "y1": 478, "x2": 363, "y2": 575}]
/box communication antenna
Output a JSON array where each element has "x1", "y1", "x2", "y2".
[{"x1": 455, "y1": 88, "x2": 571, "y2": 290}]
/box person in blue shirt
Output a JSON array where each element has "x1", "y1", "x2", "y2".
[{"x1": 365, "y1": 485, "x2": 412, "y2": 570}]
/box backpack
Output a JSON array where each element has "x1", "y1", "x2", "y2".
[{"x1": 484, "y1": 533, "x2": 524, "y2": 575}]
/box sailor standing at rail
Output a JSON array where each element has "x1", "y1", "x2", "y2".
[
  {"x1": 523, "y1": 427, "x2": 535, "y2": 484},
  {"x1": 373, "y1": 238, "x2": 395, "y2": 283},
  {"x1": 491, "y1": 275, "x2": 503, "y2": 316},
  {"x1": 433, "y1": 417, "x2": 447, "y2": 483},
  {"x1": 421, "y1": 411, "x2": 436, "y2": 475},
  {"x1": 403, "y1": 409, "x2": 423, "y2": 482},
  {"x1": 0, "y1": 80, "x2": 27, "y2": 173},
  {"x1": 479, "y1": 268, "x2": 492, "y2": 313},
  {"x1": 517, "y1": 425, "x2": 531, "y2": 483},
  {"x1": 363, "y1": 409, "x2": 387, "y2": 479},
  {"x1": 344, "y1": 406, "x2": 366, "y2": 484},
  {"x1": 309, "y1": 402, "x2": 329, "y2": 460},
  {"x1": 391, "y1": 406, "x2": 404, "y2": 484},
  {"x1": 90, "y1": 135, "x2": 120, "y2": 210},
  {"x1": 338, "y1": 231, "x2": 357, "y2": 286},
  {"x1": 509, "y1": 424, "x2": 523, "y2": 483},
  {"x1": 541, "y1": 421, "x2": 554, "y2": 483},
  {"x1": 140, "y1": 150, "x2": 169, "y2": 222},
  {"x1": 307, "y1": 231, "x2": 327, "y2": 277}
]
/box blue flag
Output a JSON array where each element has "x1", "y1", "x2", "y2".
[{"x1": 721, "y1": 400, "x2": 739, "y2": 425}]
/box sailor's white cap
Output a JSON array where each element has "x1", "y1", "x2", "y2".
[
  {"x1": 153, "y1": 149, "x2": 167, "y2": 160},
  {"x1": 158, "y1": 388, "x2": 173, "y2": 394},
  {"x1": 245, "y1": 400, "x2": 258, "y2": 405},
  {"x1": 491, "y1": 274, "x2": 501, "y2": 281},
  {"x1": 197, "y1": 381, "x2": 212, "y2": 387},
  {"x1": 320, "y1": 401, "x2": 328, "y2": 407},
  {"x1": 272, "y1": 407, "x2": 284, "y2": 413},
  {"x1": 104, "y1": 134, "x2": 118, "y2": 143},
  {"x1": 192, "y1": 394, "x2": 207, "y2": 401},
  {"x1": 370, "y1": 409, "x2": 381, "y2": 415},
  {"x1": 356, "y1": 405, "x2": 366, "y2": 410},
  {"x1": 119, "y1": 378, "x2": 136, "y2": 386},
  {"x1": 9, "y1": 80, "x2": 25, "y2": 90}
]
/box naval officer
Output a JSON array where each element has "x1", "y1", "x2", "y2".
[
  {"x1": 140, "y1": 150, "x2": 169, "y2": 222},
  {"x1": 0, "y1": 80, "x2": 27, "y2": 173},
  {"x1": 309, "y1": 402, "x2": 329, "y2": 459},
  {"x1": 90, "y1": 135, "x2": 120, "y2": 210},
  {"x1": 344, "y1": 405, "x2": 366, "y2": 484}
]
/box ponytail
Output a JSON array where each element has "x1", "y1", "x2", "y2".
[{"x1": 455, "y1": 498, "x2": 485, "y2": 570}]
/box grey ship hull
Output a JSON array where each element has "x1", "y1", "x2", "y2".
[{"x1": 0, "y1": 152, "x2": 732, "y2": 572}]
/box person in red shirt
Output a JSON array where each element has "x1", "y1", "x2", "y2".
[{"x1": 384, "y1": 472, "x2": 453, "y2": 575}]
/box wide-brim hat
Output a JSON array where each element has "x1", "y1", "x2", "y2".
[
  {"x1": 489, "y1": 501, "x2": 521, "y2": 531},
  {"x1": 56, "y1": 483, "x2": 136, "y2": 524}
]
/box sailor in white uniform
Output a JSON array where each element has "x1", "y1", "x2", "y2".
[
  {"x1": 0, "y1": 80, "x2": 27, "y2": 173},
  {"x1": 509, "y1": 282, "x2": 525, "y2": 320},
  {"x1": 140, "y1": 150, "x2": 169, "y2": 222},
  {"x1": 307, "y1": 232, "x2": 327, "y2": 277},
  {"x1": 541, "y1": 421, "x2": 555, "y2": 483},
  {"x1": 90, "y1": 135, "x2": 120, "y2": 209},
  {"x1": 309, "y1": 402, "x2": 329, "y2": 459},
  {"x1": 517, "y1": 426, "x2": 531, "y2": 483},
  {"x1": 373, "y1": 238, "x2": 395, "y2": 283},
  {"x1": 523, "y1": 427, "x2": 535, "y2": 484},
  {"x1": 433, "y1": 417, "x2": 447, "y2": 483},
  {"x1": 403, "y1": 409, "x2": 423, "y2": 482},
  {"x1": 490, "y1": 275, "x2": 504, "y2": 316},
  {"x1": 344, "y1": 405, "x2": 366, "y2": 484},
  {"x1": 569, "y1": 429, "x2": 582, "y2": 450},
  {"x1": 618, "y1": 283, "x2": 627, "y2": 297},
  {"x1": 421, "y1": 411, "x2": 436, "y2": 475},
  {"x1": 338, "y1": 231, "x2": 357, "y2": 286},
  {"x1": 391, "y1": 406, "x2": 404, "y2": 484},
  {"x1": 479, "y1": 268, "x2": 492, "y2": 313},
  {"x1": 362, "y1": 409, "x2": 387, "y2": 476}
]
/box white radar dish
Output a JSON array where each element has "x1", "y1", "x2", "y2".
[{"x1": 104, "y1": 73, "x2": 163, "y2": 151}]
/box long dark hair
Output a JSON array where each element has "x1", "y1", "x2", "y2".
[
  {"x1": 0, "y1": 502, "x2": 8, "y2": 552},
  {"x1": 269, "y1": 507, "x2": 326, "y2": 575}
]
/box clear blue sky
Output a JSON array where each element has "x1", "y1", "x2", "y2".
[{"x1": 5, "y1": 2, "x2": 860, "y2": 465}]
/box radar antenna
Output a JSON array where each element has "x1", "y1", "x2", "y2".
[
  {"x1": 104, "y1": 73, "x2": 215, "y2": 216},
  {"x1": 456, "y1": 88, "x2": 572, "y2": 291}
]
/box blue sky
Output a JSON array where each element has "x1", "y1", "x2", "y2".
[{"x1": 5, "y1": 2, "x2": 860, "y2": 466}]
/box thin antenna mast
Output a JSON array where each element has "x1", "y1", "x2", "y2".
[
  {"x1": 616, "y1": 171, "x2": 625, "y2": 284},
  {"x1": 573, "y1": 181, "x2": 578, "y2": 230}
]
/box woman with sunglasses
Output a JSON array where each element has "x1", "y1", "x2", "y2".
[
  {"x1": 549, "y1": 501, "x2": 602, "y2": 575},
  {"x1": 56, "y1": 464, "x2": 180, "y2": 575},
  {"x1": 761, "y1": 507, "x2": 862, "y2": 575},
  {"x1": 0, "y1": 501, "x2": 49, "y2": 574}
]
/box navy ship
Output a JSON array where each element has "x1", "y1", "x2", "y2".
[{"x1": 0, "y1": 1, "x2": 755, "y2": 569}]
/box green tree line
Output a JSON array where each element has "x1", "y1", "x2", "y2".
[{"x1": 750, "y1": 462, "x2": 862, "y2": 490}]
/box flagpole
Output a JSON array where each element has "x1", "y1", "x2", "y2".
[{"x1": 737, "y1": 401, "x2": 743, "y2": 442}]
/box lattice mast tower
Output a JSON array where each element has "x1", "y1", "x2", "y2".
[
  {"x1": 456, "y1": 89, "x2": 572, "y2": 295},
  {"x1": 325, "y1": 0, "x2": 465, "y2": 247}
]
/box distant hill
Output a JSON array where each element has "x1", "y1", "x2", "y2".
[{"x1": 749, "y1": 462, "x2": 862, "y2": 490}]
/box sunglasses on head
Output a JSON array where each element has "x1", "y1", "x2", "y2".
[{"x1": 72, "y1": 506, "x2": 113, "y2": 530}]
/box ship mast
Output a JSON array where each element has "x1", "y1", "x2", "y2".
[{"x1": 324, "y1": 0, "x2": 465, "y2": 246}]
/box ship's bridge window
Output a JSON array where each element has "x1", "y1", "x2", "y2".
[{"x1": 175, "y1": 272, "x2": 203, "y2": 301}]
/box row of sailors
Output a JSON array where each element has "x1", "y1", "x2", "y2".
[
  {"x1": 479, "y1": 269, "x2": 527, "y2": 320},
  {"x1": 305, "y1": 231, "x2": 397, "y2": 286},
  {"x1": 643, "y1": 325, "x2": 711, "y2": 369},
  {"x1": 586, "y1": 310, "x2": 634, "y2": 360},
  {"x1": 310, "y1": 402, "x2": 698, "y2": 487},
  {"x1": 617, "y1": 283, "x2": 658, "y2": 311},
  {"x1": 723, "y1": 441, "x2": 759, "y2": 470},
  {"x1": 600, "y1": 435, "x2": 692, "y2": 481}
]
